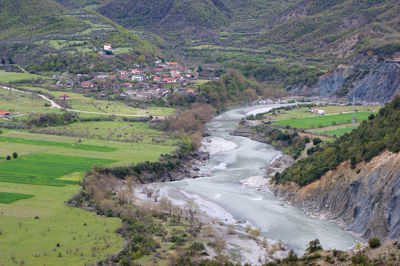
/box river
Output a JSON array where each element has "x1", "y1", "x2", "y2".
[{"x1": 163, "y1": 104, "x2": 357, "y2": 254}]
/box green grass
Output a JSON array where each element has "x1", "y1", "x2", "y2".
[
  {"x1": 0, "y1": 153, "x2": 116, "y2": 186},
  {"x1": 0, "y1": 89, "x2": 57, "y2": 114},
  {"x1": 264, "y1": 105, "x2": 381, "y2": 121},
  {"x1": 314, "y1": 125, "x2": 358, "y2": 136},
  {"x1": 0, "y1": 136, "x2": 117, "y2": 152},
  {"x1": 0, "y1": 182, "x2": 123, "y2": 266},
  {"x1": 33, "y1": 121, "x2": 177, "y2": 145},
  {"x1": 0, "y1": 131, "x2": 178, "y2": 166},
  {"x1": 23, "y1": 86, "x2": 175, "y2": 116},
  {"x1": 273, "y1": 112, "x2": 376, "y2": 129},
  {"x1": 0, "y1": 192, "x2": 34, "y2": 203},
  {"x1": 0, "y1": 71, "x2": 48, "y2": 83}
]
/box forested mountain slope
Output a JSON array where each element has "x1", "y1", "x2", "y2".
[
  {"x1": 253, "y1": 0, "x2": 400, "y2": 59},
  {"x1": 97, "y1": 0, "x2": 231, "y2": 34},
  {"x1": 0, "y1": 0, "x2": 84, "y2": 38}
]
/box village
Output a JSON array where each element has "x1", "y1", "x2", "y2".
[{"x1": 53, "y1": 43, "x2": 221, "y2": 103}]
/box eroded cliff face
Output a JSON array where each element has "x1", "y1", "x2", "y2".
[
  {"x1": 272, "y1": 150, "x2": 400, "y2": 241},
  {"x1": 294, "y1": 57, "x2": 400, "y2": 103}
]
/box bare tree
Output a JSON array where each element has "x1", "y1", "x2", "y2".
[{"x1": 185, "y1": 199, "x2": 198, "y2": 232}]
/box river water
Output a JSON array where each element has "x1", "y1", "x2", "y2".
[{"x1": 164, "y1": 104, "x2": 357, "y2": 254}]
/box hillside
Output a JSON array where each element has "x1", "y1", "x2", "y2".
[
  {"x1": 0, "y1": 1, "x2": 160, "y2": 74},
  {"x1": 275, "y1": 95, "x2": 400, "y2": 186},
  {"x1": 0, "y1": 0, "x2": 85, "y2": 38},
  {"x1": 97, "y1": 0, "x2": 231, "y2": 36},
  {"x1": 253, "y1": 0, "x2": 400, "y2": 60}
]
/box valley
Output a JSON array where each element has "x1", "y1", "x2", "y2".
[{"x1": 0, "y1": 0, "x2": 400, "y2": 265}]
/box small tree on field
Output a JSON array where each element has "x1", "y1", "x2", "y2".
[
  {"x1": 13, "y1": 152, "x2": 18, "y2": 159},
  {"x1": 6, "y1": 155, "x2": 11, "y2": 160}
]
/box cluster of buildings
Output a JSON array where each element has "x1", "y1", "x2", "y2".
[{"x1": 67, "y1": 59, "x2": 203, "y2": 100}]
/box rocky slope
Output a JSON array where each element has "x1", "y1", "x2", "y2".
[
  {"x1": 272, "y1": 150, "x2": 400, "y2": 241},
  {"x1": 293, "y1": 56, "x2": 400, "y2": 103}
]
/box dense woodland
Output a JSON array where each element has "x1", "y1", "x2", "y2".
[{"x1": 275, "y1": 95, "x2": 400, "y2": 186}]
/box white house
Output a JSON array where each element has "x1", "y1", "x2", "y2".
[
  {"x1": 131, "y1": 75, "x2": 144, "y2": 81},
  {"x1": 311, "y1": 108, "x2": 326, "y2": 115},
  {"x1": 104, "y1": 43, "x2": 113, "y2": 52}
]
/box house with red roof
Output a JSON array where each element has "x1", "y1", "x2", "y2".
[
  {"x1": 59, "y1": 94, "x2": 70, "y2": 101},
  {"x1": 81, "y1": 81, "x2": 94, "y2": 88},
  {"x1": 104, "y1": 44, "x2": 113, "y2": 52},
  {"x1": 0, "y1": 110, "x2": 12, "y2": 117},
  {"x1": 153, "y1": 76, "x2": 161, "y2": 81},
  {"x1": 123, "y1": 83, "x2": 133, "y2": 88},
  {"x1": 163, "y1": 77, "x2": 177, "y2": 84}
]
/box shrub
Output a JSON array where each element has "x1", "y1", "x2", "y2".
[
  {"x1": 312, "y1": 138, "x2": 322, "y2": 145},
  {"x1": 12, "y1": 152, "x2": 18, "y2": 159},
  {"x1": 351, "y1": 253, "x2": 369, "y2": 264},
  {"x1": 6, "y1": 155, "x2": 11, "y2": 160},
  {"x1": 306, "y1": 239, "x2": 322, "y2": 253},
  {"x1": 368, "y1": 237, "x2": 380, "y2": 248}
]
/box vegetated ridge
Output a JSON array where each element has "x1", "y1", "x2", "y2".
[{"x1": 272, "y1": 95, "x2": 400, "y2": 241}]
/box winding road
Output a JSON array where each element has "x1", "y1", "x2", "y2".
[{"x1": 1, "y1": 86, "x2": 165, "y2": 118}]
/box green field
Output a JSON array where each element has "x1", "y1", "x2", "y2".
[
  {"x1": 0, "y1": 122, "x2": 177, "y2": 264},
  {"x1": 0, "y1": 136, "x2": 117, "y2": 152},
  {"x1": 0, "y1": 153, "x2": 116, "y2": 186},
  {"x1": 0, "y1": 71, "x2": 48, "y2": 83},
  {"x1": 33, "y1": 120, "x2": 177, "y2": 145},
  {"x1": 0, "y1": 192, "x2": 34, "y2": 203},
  {"x1": 23, "y1": 86, "x2": 175, "y2": 116},
  {"x1": 273, "y1": 112, "x2": 375, "y2": 129},
  {"x1": 0, "y1": 182, "x2": 123, "y2": 266},
  {"x1": 264, "y1": 105, "x2": 381, "y2": 121},
  {"x1": 314, "y1": 125, "x2": 358, "y2": 137},
  {"x1": 0, "y1": 89, "x2": 57, "y2": 114}
]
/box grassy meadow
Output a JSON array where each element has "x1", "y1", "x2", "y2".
[
  {"x1": 0, "y1": 89, "x2": 57, "y2": 114},
  {"x1": 272, "y1": 112, "x2": 376, "y2": 129},
  {"x1": 0, "y1": 71, "x2": 48, "y2": 83},
  {"x1": 263, "y1": 105, "x2": 381, "y2": 121},
  {"x1": 23, "y1": 86, "x2": 175, "y2": 116},
  {"x1": 0, "y1": 118, "x2": 178, "y2": 265}
]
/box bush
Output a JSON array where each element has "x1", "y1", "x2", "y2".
[
  {"x1": 6, "y1": 155, "x2": 11, "y2": 160},
  {"x1": 312, "y1": 138, "x2": 322, "y2": 145},
  {"x1": 306, "y1": 239, "x2": 322, "y2": 253},
  {"x1": 368, "y1": 237, "x2": 380, "y2": 248},
  {"x1": 351, "y1": 253, "x2": 369, "y2": 264},
  {"x1": 12, "y1": 152, "x2": 18, "y2": 159}
]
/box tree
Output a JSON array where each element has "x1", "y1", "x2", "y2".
[
  {"x1": 306, "y1": 239, "x2": 322, "y2": 253},
  {"x1": 159, "y1": 197, "x2": 173, "y2": 215},
  {"x1": 12, "y1": 152, "x2": 18, "y2": 159},
  {"x1": 6, "y1": 155, "x2": 11, "y2": 160},
  {"x1": 214, "y1": 238, "x2": 226, "y2": 261},
  {"x1": 368, "y1": 237, "x2": 380, "y2": 248},
  {"x1": 1, "y1": 58, "x2": 5, "y2": 65},
  {"x1": 185, "y1": 199, "x2": 198, "y2": 232}
]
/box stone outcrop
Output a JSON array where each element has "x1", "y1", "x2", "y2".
[
  {"x1": 271, "y1": 150, "x2": 400, "y2": 241},
  {"x1": 292, "y1": 56, "x2": 400, "y2": 103}
]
